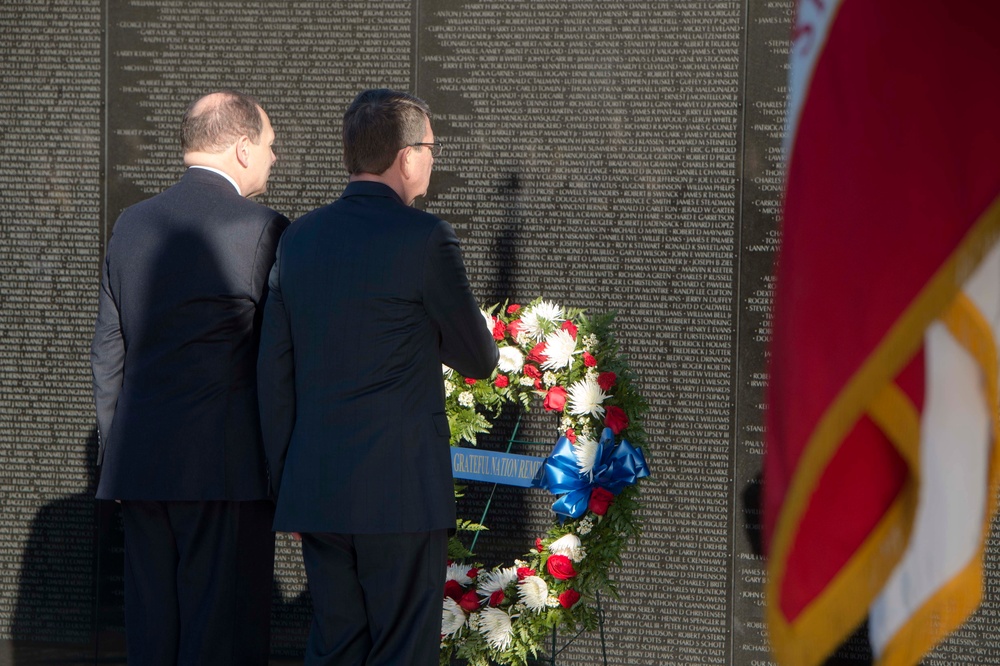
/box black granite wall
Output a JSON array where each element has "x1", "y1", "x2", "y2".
[{"x1": 7, "y1": 2, "x2": 997, "y2": 664}]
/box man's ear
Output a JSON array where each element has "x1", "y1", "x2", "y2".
[
  {"x1": 398, "y1": 146, "x2": 414, "y2": 181},
  {"x1": 235, "y1": 135, "x2": 251, "y2": 168}
]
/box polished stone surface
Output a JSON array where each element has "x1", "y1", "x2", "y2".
[{"x1": 0, "y1": 641, "x2": 300, "y2": 665}]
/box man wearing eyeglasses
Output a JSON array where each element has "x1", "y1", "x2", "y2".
[{"x1": 257, "y1": 88, "x2": 498, "y2": 665}]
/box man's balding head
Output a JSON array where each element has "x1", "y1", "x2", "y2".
[{"x1": 181, "y1": 90, "x2": 263, "y2": 154}]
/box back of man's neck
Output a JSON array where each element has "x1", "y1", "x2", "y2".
[{"x1": 350, "y1": 173, "x2": 406, "y2": 202}]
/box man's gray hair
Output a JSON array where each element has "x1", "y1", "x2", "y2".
[
  {"x1": 181, "y1": 90, "x2": 263, "y2": 154},
  {"x1": 343, "y1": 89, "x2": 431, "y2": 175}
]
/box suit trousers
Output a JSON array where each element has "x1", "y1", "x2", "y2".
[
  {"x1": 300, "y1": 530, "x2": 448, "y2": 666},
  {"x1": 121, "y1": 499, "x2": 275, "y2": 666}
]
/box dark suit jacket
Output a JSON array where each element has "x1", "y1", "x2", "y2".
[
  {"x1": 91, "y1": 168, "x2": 289, "y2": 501},
  {"x1": 258, "y1": 181, "x2": 498, "y2": 534}
]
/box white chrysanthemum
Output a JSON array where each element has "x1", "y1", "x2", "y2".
[
  {"x1": 497, "y1": 346, "x2": 524, "y2": 373},
  {"x1": 443, "y1": 364, "x2": 454, "y2": 376},
  {"x1": 475, "y1": 607, "x2": 514, "y2": 651},
  {"x1": 519, "y1": 376, "x2": 535, "y2": 387},
  {"x1": 477, "y1": 566, "x2": 518, "y2": 595},
  {"x1": 567, "y1": 377, "x2": 608, "y2": 419},
  {"x1": 542, "y1": 371, "x2": 559, "y2": 387},
  {"x1": 520, "y1": 301, "x2": 563, "y2": 341},
  {"x1": 541, "y1": 329, "x2": 577, "y2": 370},
  {"x1": 518, "y1": 576, "x2": 549, "y2": 612},
  {"x1": 444, "y1": 380, "x2": 456, "y2": 397},
  {"x1": 458, "y1": 391, "x2": 475, "y2": 408},
  {"x1": 533, "y1": 300, "x2": 564, "y2": 322},
  {"x1": 573, "y1": 435, "x2": 599, "y2": 475},
  {"x1": 519, "y1": 311, "x2": 545, "y2": 342},
  {"x1": 548, "y1": 534, "x2": 584, "y2": 561},
  {"x1": 442, "y1": 598, "x2": 468, "y2": 638},
  {"x1": 446, "y1": 562, "x2": 473, "y2": 586}
]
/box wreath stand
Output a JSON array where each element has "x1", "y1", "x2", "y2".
[{"x1": 464, "y1": 415, "x2": 611, "y2": 666}]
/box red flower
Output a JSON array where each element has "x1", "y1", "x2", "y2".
[
  {"x1": 604, "y1": 405, "x2": 629, "y2": 434},
  {"x1": 506, "y1": 303, "x2": 521, "y2": 314},
  {"x1": 589, "y1": 487, "x2": 615, "y2": 516},
  {"x1": 444, "y1": 580, "x2": 463, "y2": 601},
  {"x1": 464, "y1": 377, "x2": 477, "y2": 385},
  {"x1": 565, "y1": 428, "x2": 577, "y2": 445},
  {"x1": 543, "y1": 386, "x2": 567, "y2": 412},
  {"x1": 459, "y1": 589, "x2": 480, "y2": 613},
  {"x1": 560, "y1": 320, "x2": 578, "y2": 339},
  {"x1": 534, "y1": 378, "x2": 542, "y2": 390},
  {"x1": 467, "y1": 567, "x2": 479, "y2": 580},
  {"x1": 522, "y1": 364, "x2": 541, "y2": 379},
  {"x1": 558, "y1": 589, "x2": 581, "y2": 609},
  {"x1": 583, "y1": 352, "x2": 597, "y2": 367},
  {"x1": 488, "y1": 590, "x2": 505, "y2": 607},
  {"x1": 516, "y1": 567, "x2": 536, "y2": 580},
  {"x1": 494, "y1": 375, "x2": 509, "y2": 388},
  {"x1": 492, "y1": 318, "x2": 506, "y2": 341},
  {"x1": 546, "y1": 554, "x2": 577, "y2": 580},
  {"x1": 527, "y1": 342, "x2": 548, "y2": 364},
  {"x1": 597, "y1": 371, "x2": 616, "y2": 391},
  {"x1": 535, "y1": 538, "x2": 544, "y2": 552},
  {"x1": 507, "y1": 319, "x2": 523, "y2": 339}
]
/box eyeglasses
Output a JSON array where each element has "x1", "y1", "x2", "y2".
[{"x1": 410, "y1": 141, "x2": 443, "y2": 157}]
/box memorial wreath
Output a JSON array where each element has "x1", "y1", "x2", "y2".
[{"x1": 441, "y1": 299, "x2": 651, "y2": 666}]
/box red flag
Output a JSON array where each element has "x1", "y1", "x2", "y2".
[{"x1": 764, "y1": 2, "x2": 1000, "y2": 665}]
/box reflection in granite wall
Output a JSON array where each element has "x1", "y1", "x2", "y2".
[
  {"x1": 7, "y1": 1, "x2": 1000, "y2": 664},
  {"x1": 0, "y1": 1, "x2": 772, "y2": 663},
  {"x1": 0, "y1": 0, "x2": 104, "y2": 662},
  {"x1": 417, "y1": 2, "x2": 747, "y2": 662}
]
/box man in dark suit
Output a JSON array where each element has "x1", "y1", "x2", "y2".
[
  {"x1": 257, "y1": 89, "x2": 498, "y2": 665},
  {"x1": 90, "y1": 90, "x2": 289, "y2": 666}
]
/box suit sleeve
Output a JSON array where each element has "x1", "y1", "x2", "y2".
[
  {"x1": 257, "y1": 235, "x2": 295, "y2": 498},
  {"x1": 90, "y1": 252, "x2": 124, "y2": 465},
  {"x1": 423, "y1": 220, "x2": 499, "y2": 379},
  {"x1": 251, "y1": 213, "x2": 290, "y2": 307}
]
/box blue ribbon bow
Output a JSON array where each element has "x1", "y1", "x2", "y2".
[{"x1": 538, "y1": 427, "x2": 650, "y2": 520}]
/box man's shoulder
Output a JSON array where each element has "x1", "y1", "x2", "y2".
[
  {"x1": 296, "y1": 183, "x2": 434, "y2": 217},
  {"x1": 292, "y1": 199, "x2": 338, "y2": 225},
  {"x1": 400, "y1": 202, "x2": 445, "y2": 226},
  {"x1": 178, "y1": 173, "x2": 283, "y2": 221},
  {"x1": 230, "y1": 195, "x2": 286, "y2": 227},
  {"x1": 117, "y1": 174, "x2": 284, "y2": 228},
  {"x1": 348, "y1": 188, "x2": 448, "y2": 230}
]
